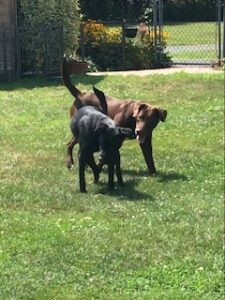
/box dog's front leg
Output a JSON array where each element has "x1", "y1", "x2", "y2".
[
  {"x1": 139, "y1": 133, "x2": 157, "y2": 175},
  {"x1": 78, "y1": 153, "x2": 86, "y2": 193},
  {"x1": 108, "y1": 161, "x2": 115, "y2": 190},
  {"x1": 67, "y1": 136, "x2": 77, "y2": 169},
  {"x1": 115, "y1": 151, "x2": 123, "y2": 186}
]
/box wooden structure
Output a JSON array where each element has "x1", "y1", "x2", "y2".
[{"x1": 0, "y1": 0, "x2": 17, "y2": 80}]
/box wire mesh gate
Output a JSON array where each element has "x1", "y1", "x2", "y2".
[{"x1": 162, "y1": 0, "x2": 224, "y2": 65}]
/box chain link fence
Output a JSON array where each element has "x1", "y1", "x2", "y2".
[
  {"x1": 79, "y1": 0, "x2": 224, "y2": 68},
  {"x1": 1, "y1": 1, "x2": 224, "y2": 79}
]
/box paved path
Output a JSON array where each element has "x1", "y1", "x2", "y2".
[{"x1": 88, "y1": 66, "x2": 223, "y2": 77}]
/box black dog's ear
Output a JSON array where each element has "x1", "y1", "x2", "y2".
[
  {"x1": 93, "y1": 86, "x2": 108, "y2": 115},
  {"x1": 157, "y1": 108, "x2": 167, "y2": 122},
  {"x1": 118, "y1": 127, "x2": 136, "y2": 140}
]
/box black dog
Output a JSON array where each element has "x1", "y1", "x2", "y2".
[{"x1": 70, "y1": 87, "x2": 136, "y2": 192}]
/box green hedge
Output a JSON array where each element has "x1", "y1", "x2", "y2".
[{"x1": 18, "y1": 0, "x2": 80, "y2": 72}]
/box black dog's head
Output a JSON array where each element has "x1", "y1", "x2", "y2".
[{"x1": 96, "y1": 125, "x2": 136, "y2": 164}]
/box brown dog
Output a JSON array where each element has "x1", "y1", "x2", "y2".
[{"x1": 63, "y1": 58, "x2": 167, "y2": 175}]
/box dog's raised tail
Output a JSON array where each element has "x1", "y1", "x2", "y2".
[
  {"x1": 92, "y1": 86, "x2": 108, "y2": 115},
  {"x1": 62, "y1": 56, "x2": 81, "y2": 99}
]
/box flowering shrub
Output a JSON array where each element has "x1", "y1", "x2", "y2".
[
  {"x1": 83, "y1": 19, "x2": 121, "y2": 45},
  {"x1": 82, "y1": 19, "x2": 171, "y2": 70}
]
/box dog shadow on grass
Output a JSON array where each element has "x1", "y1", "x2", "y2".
[
  {"x1": 121, "y1": 169, "x2": 188, "y2": 183},
  {"x1": 156, "y1": 171, "x2": 189, "y2": 183},
  {"x1": 97, "y1": 178, "x2": 154, "y2": 201}
]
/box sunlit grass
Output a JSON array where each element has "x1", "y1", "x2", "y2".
[
  {"x1": 0, "y1": 72, "x2": 223, "y2": 299},
  {"x1": 164, "y1": 22, "x2": 220, "y2": 46}
]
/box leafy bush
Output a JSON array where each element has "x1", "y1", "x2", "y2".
[{"x1": 82, "y1": 20, "x2": 171, "y2": 71}]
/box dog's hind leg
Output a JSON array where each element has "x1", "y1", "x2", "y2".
[
  {"x1": 87, "y1": 155, "x2": 100, "y2": 183},
  {"x1": 115, "y1": 152, "x2": 123, "y2": 186},
  {"x1": 78, "y1": 153, "x2": 86, "y2": 193},
  {"x1": 108, "y1": 161, "x2": 115, "y2": 190},
  {"x1": 67, "y1": 137, "x2": 77, "y2": 169}
]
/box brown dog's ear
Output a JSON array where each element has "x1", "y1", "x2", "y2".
[
  {"x1": 157, "y1": 108, "x2": 167, "y2": 122},
  {"x1": 133, "y1": 102, "x2": 148, "y2": 117}
]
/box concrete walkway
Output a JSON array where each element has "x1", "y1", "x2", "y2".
[{"x1": 88, "y1": 66, "x2": 224, "y2": 77}]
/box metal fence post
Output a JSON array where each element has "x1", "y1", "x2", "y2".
[
  {"x1": 44, "y1": 27, "x2": 48, "y2": 77},
  {"x1": 80, "y1": 23, "x2": 85, "y2": 62},
  {"x1": 59, "y1": 25, "x2": 64, "y2": 61},
  {"x1": 223, "y1": 0, "x2": 225, "y2": 58},
  {"x1": 153, "y1": 0, "x2": 163, "y2": 67},
  {"x1": 2, "y1": 27, "x2": 7, "y2": 76},
  {"x1": 158, "y1": 0, "x2": 163, "y2": 66},
  {"x1": 16, "y1": 27, "x2": 22, "y2": 79},
  {"x1": 217, "y1": 0, "x2": 222, "y2": 62},
  {"x1": 121, "y1": 20, "x2": 126, "y2": 70},
  {"x1": 153, "y1": 0, "x2": 158, "y2": 66}
]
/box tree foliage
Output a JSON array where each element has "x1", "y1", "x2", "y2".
[
  {"x1": 163, "y1": 0, "x2": 217, "y2": 21},
  {"x1": 79, "y1": 0, "x2": 217, "y2": 22},
  {"x1": 79, "y1": 0, "x2": 149, "y2": 21}
]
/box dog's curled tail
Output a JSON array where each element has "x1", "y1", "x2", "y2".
[{"x1": 62, "y1": 56, "x2": 81, "y2": 100}]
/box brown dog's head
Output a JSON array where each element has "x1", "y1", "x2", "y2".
[{"x1": 133, "y1": 102, "x2": 167, "y2": 144}]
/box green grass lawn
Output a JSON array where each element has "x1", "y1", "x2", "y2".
[
  {"x1": 169, "y1": 49, "x2": 216, "y2": 62},
  {"x1": 164, "y1": 22, "x2": 220, "y2": 46},
  {"x1": 0, "y1": 72, "x2": 224, "y2": 299}
]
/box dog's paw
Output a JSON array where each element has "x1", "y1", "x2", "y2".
[
  {"x1": 67, "y1": 160, "x2": 74, "y2": 169},
  {"x1": 149, "y1": 172, "x2": 157, "y2": 177}
]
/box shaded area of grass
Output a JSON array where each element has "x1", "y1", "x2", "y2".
[
  {"x1": 0, "y1": 75, "x2": 106, "y2": 91},
  {"x1": 0, "y1": 72, "x2": 223, "y2": 299}
]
